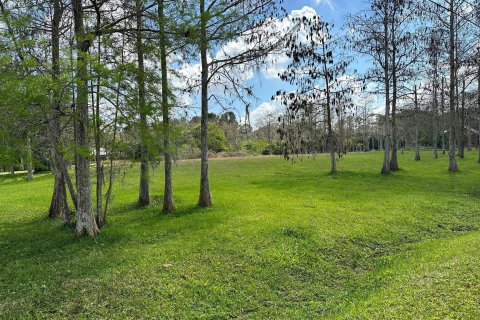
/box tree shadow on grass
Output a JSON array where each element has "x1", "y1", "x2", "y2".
[
  {"x1": 248, "y1": 168, "x2": 469, "y2": 197},
  {"x1": 0, "y1": 172, "x2": 51, "y2": 185},
  {"x1": 0, "y1": 199, "x2": 229, "y2": 305},
  {"x1": 111, "y1": 196, "x2": 215, "y2": 220}
]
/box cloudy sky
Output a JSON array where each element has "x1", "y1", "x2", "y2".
[
  {"x1": 181, "y1": 0, "x2": 370, "y2": 128},
  {"x1": 247, "y1": 0, "x2": 369, "y2": 128}
]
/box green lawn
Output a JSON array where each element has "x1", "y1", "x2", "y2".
[{"x1": 0, "y1": 150, "x2": 479, "y2": 319}]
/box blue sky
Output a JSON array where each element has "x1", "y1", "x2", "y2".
[
  {"x1": 241, "y1": 0, "x2": 369, "y2": 127},
  {"x1": 284, "y1": 0, "x2": 364, "y2": 23},
  {"x1": 181, "y1": 0, "x2": 370, "y2": 127}
]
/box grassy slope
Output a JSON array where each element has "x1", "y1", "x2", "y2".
[{"x1": 0, "y1": 150, "x2": 479, "y2": 319}]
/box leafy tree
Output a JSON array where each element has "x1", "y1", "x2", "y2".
[
  {"x1": 184, "y1": 0, "x2": 285, "y2": 207},
  {"x1": 193, "y1": 122, "x2": 229, "y2": 153}
]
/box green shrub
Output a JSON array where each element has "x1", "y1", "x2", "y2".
[{"x1": 192, "y1": 122, "x2": 229, "y2": 153}]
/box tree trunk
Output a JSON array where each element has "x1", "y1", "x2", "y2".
[
  {"x1": 136, "y1": 0, "x2": 150, "y2": 207},
  {"x1": 390, "y1": 18, "x2": 399, "y2": 171},
  {"x1": 363, "y1": 106, "x2": 369, "y2": 151},
  {"x1": 339, "y1": 105, "x2": 344, "y2": 158},
  {"x1": 159, "y1": 0, "x2": 175, "y2": 213},
  {"x1": 61, "y1": 159, "x2": 78, "y2": 211},
  {"x1": 441, "y1": 77, "x2": 446, "y2": 155},
  {"x1": 26, "y1": 137, "x2": 33, "y2": 181},
  {"x1": 455, "y1": 20, "x2": 461, "y2": 157},
  {"x1": 478, "y1": 62, "x2": 480, "y2": 163},
  {"x1": 48, "y1": 0, "x2": 71, "y2": 223},
  {"x1": 433, "y1": 71, "x2": 438, "y2": 158},
  {"x1": 455, "y1": 78, "x2": 461, "y2": 156},
  {"x1": 104, "y1": 30, "x2": 125, "y2": 223},
  {"x1": 414, "y1": 86, "x2": 420, "y2": 161},
  {"x1": 93, "y1": 9, "x2": 105, "y2": 227},
  {"x1": 73, "y1": 0, "x2": 99, "y2": 237},
  {"x1": 320, "y1": 37, "x2": 336, "y2": 173},
  {"x1": 459, "y1": 78, "x2": 465, "y2": 158},
  {"x1": 467, "y1": 110, "x2": 472, "y2": 151},
  {"x1": 381, "y1": 2, "x2": 391, "y2": 175},
  {"x1": 49, "y1": 168, "x2": 70, "y2": 222},
  {"x1": 327, "y1": 101, "x2": 336, "y2": 173},
  {"x1": 448, "y1": 0, "x2": 458, "y2": 172},
  {"x1": 198, "y1": 0, "x2": 212, "y2": 207}
]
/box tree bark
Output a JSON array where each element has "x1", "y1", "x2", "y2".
[
  {"x1": 459, "y1": 78, "x2": 465, "y2": 158},
  {"x1": 467, "y1": 110, "x2": 472, "y2": 151},
  {"x1": 390, "y1": 13, "x2": 399, "y2": 171},
  {"x1": 363, "y1": 105, "x2": 369, "y2": 151},
  {"x1": 441, "y1": 77, "x2": 446, "y2": 155},
  {"x1": 414, "y1": 86, "x2": 420, "y2": 161},
  {"x1": 136, "y1": 0, "x2": 150, "y2": 207},
  {"x1": 448, "y1": 0, "x2": 458, "y2": 172},
  {"x1": 73, "y1": 0, "x2": 99, "y2": 237},
  {"x1": 433, "y1": 66, "x2": 439, "y2": 158},
  {"x1": 48, "y1": 0, "x2": 71, "y2": 222},
  {"x1": 26, "y1": 137, "x2": 33, "y2": 181},
  {"x1": 159, "y1": 0, "x2": 175, "y2": 213},
  {"x1": 93, "y1": 7, "x2": 105, "y2": 227},
  {"x1": 455, "y1": 18, "x2": 461, "y2": 156},
  {"x1": 49, "y1": 168, "x2": 70, "y2": 222},
  {"x1": 321, "y1": 38, "x2": 336, "y2": 173},
  {"x1": 478, "y1": 60, "x2": 480, "y2": 163},
  {"x1": 61, "y1": 158, "x2": 78, "y2": 211},
  {"x1": 198, "y1": 0, "x2": 212, "y2": 207},
  {"x1": 338, "y1": 104, "x2": 344, "y2": 158}
]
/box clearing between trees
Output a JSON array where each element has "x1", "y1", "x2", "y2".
[{"x1": 0, "y1": 151, "x2": 479, "y2": 319}]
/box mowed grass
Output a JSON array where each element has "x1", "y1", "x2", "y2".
[{"x1": 0, "y1": 150, "x2": 479, "y2": 319}]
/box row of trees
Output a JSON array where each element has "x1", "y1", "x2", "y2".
[
  {"x1": 0, "y1": 0, "x2": 478, "y2": 237},
  {"x1": 0, "y1": 0, "x2": 288, "y2": 236},
  {"x1": 277, "y1": 0, "x2": 479, "y2": 174}
]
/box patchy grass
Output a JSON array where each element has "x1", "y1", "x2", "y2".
[{"x1": 0, "y1": 150, "x2": 479, "y2": 319}]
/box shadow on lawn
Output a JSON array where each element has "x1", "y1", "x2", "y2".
[
  {"x1": 0, "y1": 197, "x2": 227, "y2": 269},
  {"x1": 249, "y1": 169, "x2": 455, "y2": 194},
  {"x1": 111, "y1": 198, "x2": 217, "y2": 221},
  {"x1": 0, "y1": 172, "x2": 52, "y2": 185}
]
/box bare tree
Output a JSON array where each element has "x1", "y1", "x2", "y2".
[{"x1": 277, "y1": 14, "x2": 351, "y2": 173}]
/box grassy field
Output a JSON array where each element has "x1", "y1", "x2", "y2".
[{"x1": 0, "y1": 150, "x2": 479, "y2": 319}]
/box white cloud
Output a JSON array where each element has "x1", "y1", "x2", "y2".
[
  {"x1": 314, "y1": 0, "x2": 334, "y2": 10},
  {"x1": 174, "y1": 6, "x2": 323, "y2": 116},
  {"x1": 260, "y1": 6, "x2": 326, "y2": 80},
  {"x1": 262, "y1": 54, "x2": 289, "y2": 79},
  {"x1": 249, "y1": 100, "x2": 284, "y2": 129},
  {"x1": 176, "y1": 6, "x2": 321, "y2": 84}
]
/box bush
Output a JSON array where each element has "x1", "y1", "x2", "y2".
[
  {"x1": 242, "y1": 140, "x2": 269, "y2": 154},
  {"x1": 261, "y1": 144, "x2": 282, "y2": 155},
  {"x1": 192, "y1": 122, "x2": 229, "y2": 153},
  {"x1": 177, "y1": 144, "x2": 201, "y2": 159}
]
